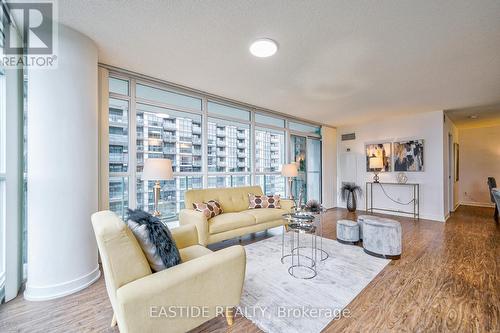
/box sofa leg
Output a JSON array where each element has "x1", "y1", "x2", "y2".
[
  {"x1": 225, "y1": 307, "x2": 234, "y2": 326},
  {"x1": 110, "y1": 313, "x2": 117, "y2": 327}
]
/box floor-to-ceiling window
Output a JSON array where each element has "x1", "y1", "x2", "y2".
[
  {"x1": 102, "y1": 68, "x2": 322, "y2": 222},
  {"x1": 0, "y1": 69, "x2": 6, "y2": 302}
]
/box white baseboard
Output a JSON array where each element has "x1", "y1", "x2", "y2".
[
  {"x1": 460, "y1": 201, "x2": 495, "y2": 208},
  {"x1": 24, "y1": 266, "x2": 100, "y2": 301}
]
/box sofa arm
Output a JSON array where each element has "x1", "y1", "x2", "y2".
[
  {"x1": 170, "y1": 224, "x2": 198, "y2": 249},
  {"x1": 179, "y1": 209, "x2": 209, "y2": 246},
  {"x1": 116, "y1": 245, "x2": 246, "y2": 333},
  {"x1": 281, "y1": 199, "x2": 295, "y2": 212}
]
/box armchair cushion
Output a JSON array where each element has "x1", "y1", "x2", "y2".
[{"x1": 209, "y1": 212, "x2": 255, "y2": 234}]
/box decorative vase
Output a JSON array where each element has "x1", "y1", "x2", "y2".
[{"x1": 347, "y1": 192, "x2": 357, "y2": 212}]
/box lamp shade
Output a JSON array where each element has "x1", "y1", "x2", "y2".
[
  {"x1": 281, "y1": 163, "x2": 298, "y2": 177},
  {"x1": 369, "y1": 156, "x2": 384, "y2": 170},
  {"x1": 143, "y1": 158, "x2": 173, "y2": 180}
]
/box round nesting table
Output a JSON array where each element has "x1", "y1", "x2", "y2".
[{"x1": 281, "y1": 210, "x2": 328, "y2": 279}]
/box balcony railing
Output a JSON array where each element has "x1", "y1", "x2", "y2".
[
  {"x1": 216, "y1": 140, "x2": 226, "y2": 147},
  {"x1": 192, "y1": 126, "x2": 202, "y2": 134},
  {"x1": 163, "y1": 122, "x2": 177, "y2": 130},
  {"x1": 109, "y1": 114, "x2": 127, "y2": 125},
  {"x1": 163, "y1": 134, "x2": 177, "y2": 143},
  {"x1": 192, "y1": 137, "x2": 201, "y2": 145},
  {"x1": 237, "y1": 133, "x2": 246, "y2": 139},
  {"x1": 217, "y1": 151, "x2": 226, "y2": 157},
  {"x1": 217, "y1": 162, "x2": 226, "y2": 167},
  {"x1": 216, "y1": 130, "x2": 226, "y2": 137},
  {"x1": 193, "y1": 149, "x2": 202, "y2": 156},
  {"x1": 237, "y1": 152, "x2": 247, "y2": 158},
  {"x1": 109, "y1": 154, "x2": 127, "y2": 163},
  {"x1": 237, "y1": 162, "x2": 247, "y2": 168},
  {"x1": 109, "y1": 134, "x2": 128, "y2": 145},
  {"x1": 237, "y1": 143, "x2": 246, "y2": 149},
  {"x1": 163, "y1": 147, "x2": 176, "y2": 154}
]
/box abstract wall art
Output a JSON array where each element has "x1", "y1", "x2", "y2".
[
  {"x1": 365, "y1": 142, "x2": 392, "y2": 172},
  {"x1": 393, "y1": 139, "x2": 424, "y2": 172}
]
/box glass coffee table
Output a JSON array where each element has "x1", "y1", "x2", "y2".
[{"x1": 281, "y1": 211, "x2": 328, "y2": 279}]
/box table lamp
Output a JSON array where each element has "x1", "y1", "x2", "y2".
[
  {"x1": 281, "y1": 163, "x2": 299, "y2": 200},
  {"x1": 369, "y1": 156, "x2": 383, "y2": 183},
  {"x1": 143, "y1": 158, "x2": 173, "y2": 216}
]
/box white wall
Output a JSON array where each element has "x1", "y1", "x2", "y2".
[
  {"x1": 25, "y1": 25, "x2": 100, "y2": 301},
  {"x1": 321, "y1": 127, "x2": 337, "y2": 208},
  {"x1": 337, "y1": 110, "x2": 446, "y2": 222},
  {"x1": 458, "y1": 124, "x2": 500, "y2": 207}
]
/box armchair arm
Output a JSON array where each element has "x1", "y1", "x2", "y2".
[
  {"x1": 280, "y1": 199, "x2": 295, "y2": 212},
  {"x1": 179, "y1": 209, "x2": 209, "y2": 246},
  {"x1": 170, "y1": 224, "x2": 198, "y2": 249},
  {"x1": 116, "y1": 245, "x2": 246, "y2": 333}
]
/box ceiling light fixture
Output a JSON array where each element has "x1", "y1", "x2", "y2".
[
  {"x1": 249, "y1": 38, "x2": 278, "y2": 58},
  {"x1": 469, "y1": 115, "x2": 478, "y2": 119}
]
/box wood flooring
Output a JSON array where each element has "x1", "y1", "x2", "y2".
[{"x1": 0, "y1": 205, "x2": 498, "y2": 332}]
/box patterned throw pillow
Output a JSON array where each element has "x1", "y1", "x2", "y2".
[
  {"x1": 192, "y1": 200, "x2": 223, "y2": 218},
  {"x1": 248, "y1": 193, "x2": 281, "y2": 209}
]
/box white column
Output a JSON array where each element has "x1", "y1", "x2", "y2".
[{"x1": 24, "y1": 25, "x2": 100, "y2": 301}]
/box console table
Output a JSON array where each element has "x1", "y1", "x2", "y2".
[{"x1": 365, "y1": 182, "x2": 420, "y2": 220}]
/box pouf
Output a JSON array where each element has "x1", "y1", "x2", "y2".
[
  {"x1": 359, "y1": 215, "x2": 402, "y2": 259},
  {"x1": 336, "y1": 219, "x2": 360, "y2": 244}
]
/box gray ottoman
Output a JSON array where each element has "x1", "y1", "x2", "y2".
[
  {"x1": 358, "y1": 215, "x2": 402, "y2": 259},
  {"x1": 336, "y1": 219, "x2": 360, "y2": 244}
]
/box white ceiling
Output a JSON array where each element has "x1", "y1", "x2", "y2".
[
  {"x1": 445, "y1": 104, "x2": 500, "y2": 129},
  {"x1": 58, "y1": 0, "x2": 500, "y2": 127}
]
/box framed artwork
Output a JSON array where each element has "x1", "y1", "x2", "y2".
[
  {"x1": 393, "y1": 139, "x2": 424, "y2": 172},
  {"x1": 365, "y1": 142, "x2": 392, "y2": 172},
  {"x1": 454, "y1": 143, "x2": 459, "y2": 181}
]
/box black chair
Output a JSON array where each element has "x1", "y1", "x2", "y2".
[{"x1": 487, "y1": 177, "x2": 498, "y2": 222}]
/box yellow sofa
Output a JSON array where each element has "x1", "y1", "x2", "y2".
[
  {"x1": 180, "y1": 185, "x2": 294, "y2": 246},
  {"x1": 91, "y1": 211, "x2": 246, "y2": 333}
]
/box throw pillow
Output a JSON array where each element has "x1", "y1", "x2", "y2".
[
  {"x1": 126, "y1": 209, "x2": 181, "y2": 272},
  {"x1": 192, "y1": 200, "x2": 223, "y2": 218},
  {"x1": 248, "y1": 193, "x2": 281, "y2": 209}
]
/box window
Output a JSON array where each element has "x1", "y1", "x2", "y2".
[
  {"x1": 207, "y1": 117, "x2": 250, "y2": 173},
  {"x1": 289, "y1": 121, "x2": 321, "y2": 135},
  {"x1": 109, "y1": 77, "x2": 129, "y2": 95},
  {"x1": 208, "y1": 101, "x2": 250, "y2": 121},
  {"x1": 108, "y1": 99, "x2": 129, "y2": 173},
  {"x1": 136, "y1": 83, "x2": 202, "y2": 111},
  {"x1": 255, "y1": 113, "x2": 285, "y2": 128},
  {"x1": 103, "y1": 71, "x2": 322, "y2": 224},
  {"x1": 0, "y1": 71, "x2": 5, "y2": 298},
  {"x1": 135, "y1": 103, "x2": 203, "y2": 221}
]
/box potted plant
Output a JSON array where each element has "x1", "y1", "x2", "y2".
[{"x1": 341, "y1": 183, "x2": 362, "y2": 212}]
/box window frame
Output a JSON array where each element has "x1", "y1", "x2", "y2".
[{"x1": 100, "y1": 68, "x2": 323, "y2": 221}]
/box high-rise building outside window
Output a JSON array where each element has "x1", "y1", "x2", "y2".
[{"x1": 104, "y1": 72, "x2": 321, "y2": 223}]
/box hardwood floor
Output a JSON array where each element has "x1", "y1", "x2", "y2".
[{"x1": 0, "y1": 206, "x2": 498, "y2": 332}]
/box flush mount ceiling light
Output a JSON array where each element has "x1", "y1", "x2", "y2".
[
  {"x1": 469, "y1": 115, "x2": 478, "y2": 119},
  {"x1": 249, "y1": 38, "x2": 278, "y2": 58}
]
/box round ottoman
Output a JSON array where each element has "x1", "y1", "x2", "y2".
[
  {"x1": 336, "y1": 219, "x2": 359, "y2": 244},
  {"x1": 360, "y1": 216, "x2": 402, "y2": 259}
]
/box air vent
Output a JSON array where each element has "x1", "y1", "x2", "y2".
[{"x1": 341, "y1": 133, "x2": 356, "y2": 141}]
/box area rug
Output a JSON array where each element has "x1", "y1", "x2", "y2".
[{"x1": 239, "y1": 235, "x2": 390, "y2": 333}]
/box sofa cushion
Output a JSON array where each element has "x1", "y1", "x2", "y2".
[
  {"x1": 185, "y1": 186, "x2": 264, "y2": 213},
  {"x1": 248, "y1": 193, "x2": 281, "y2": 209},
  {"x1": 192, "y1": 200, "x2": 223, "y2": 218},
  {"x1": 241, "y1": 208, "x2": 287, "y2": 224},
  {"x1": 209, "y1": 212, "x2": 256, "y2": 234},
  {"x1": 179, "y1": 245, "x2": 212, "y2": 262}
]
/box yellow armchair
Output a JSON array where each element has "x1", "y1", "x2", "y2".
[{"x1": 91, "y1": 211, "x2": 246, "y2": 333}]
